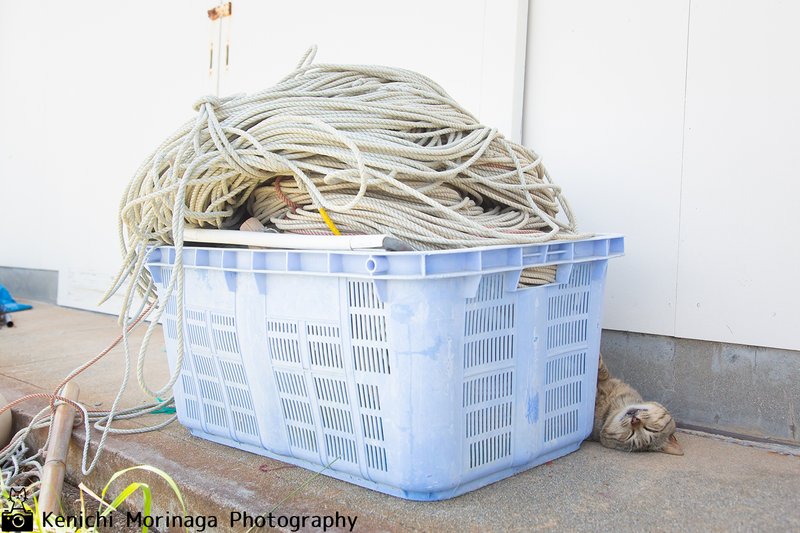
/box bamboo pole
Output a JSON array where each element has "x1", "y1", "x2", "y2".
[{"x1": 38, "y1": 382, "x2": 80, "y2": 516}]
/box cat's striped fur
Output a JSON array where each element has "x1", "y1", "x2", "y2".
[{"x1": 591, "y1": 354, "x2": 683, "y2": 455}]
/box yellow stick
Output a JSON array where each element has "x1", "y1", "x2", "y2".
[
  {"x1": 318, "y1": 208, "x2": 342, "y2": 235},
  {"x1": 39, "y1": 382, "x2": 80, "y2": 516}
]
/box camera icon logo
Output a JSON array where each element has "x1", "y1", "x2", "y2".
[{"x1": 1, "y1": 487, "x2": 34, "y2": 532}]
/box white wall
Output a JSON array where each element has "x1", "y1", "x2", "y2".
[
  {"x1": 675, "y1": 0, "x2": 800, "y2": 351},
  {"x1": 218, "y1": 1, "x2": 529, "y2": 140},
  {"x1": 0, "y1": 0, "x2": 527, "y2": 314},
  {"x1": 524, "y1": 0, "x2": 800, "y2": 351},
  {"x1": 2, "y1": 1, "x2": 797, "y2": 351},
  {"x1": 0, "y1": 1, "x2": 214, "y2": 312}
]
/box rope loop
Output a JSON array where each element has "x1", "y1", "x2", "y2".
[{"x1": 191, "y1": 93, "x2": 243, "y2": 113}]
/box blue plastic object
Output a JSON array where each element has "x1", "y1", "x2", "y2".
[
  {"x1": 146, "y1": 235, "x2": 623, "y2": 500},
  {"x1": 0, "y1": 284, "x2": 32, "y2": 313}
]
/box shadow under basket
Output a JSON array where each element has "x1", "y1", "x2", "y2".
[{"x1": 146, "y1": 234, "x2": 623, "y2": 501}]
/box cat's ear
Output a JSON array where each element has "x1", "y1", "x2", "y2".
[
  {"x1": 657, "y1": 433, "x2": 684, "y2": 456},
  {"x1": 597, "y1": 353, "x2": 610, "y2": 381}
]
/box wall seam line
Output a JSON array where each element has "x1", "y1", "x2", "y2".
[{"x1": 673, "y1": 0, "x2": 693, "y2": 336}]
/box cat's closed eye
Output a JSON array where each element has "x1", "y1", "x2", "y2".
[
  {"x1": 600, "y1": 401, "x2": 681, "y2": 453},
  {"x1": 592, "y1": 354, "x2": 683, "y2": 455}
]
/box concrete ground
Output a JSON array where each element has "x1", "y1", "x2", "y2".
[{"x1": 1, "y1": 302, "x2": 799, "y2": 532}]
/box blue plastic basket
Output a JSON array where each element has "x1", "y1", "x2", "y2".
[{"x1": 146, "y1": 235, "x2": 623, "y2": 500}]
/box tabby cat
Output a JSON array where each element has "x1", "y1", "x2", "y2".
[{"x1": 591, "y1": 354, "x2": 683, "y2": 455}]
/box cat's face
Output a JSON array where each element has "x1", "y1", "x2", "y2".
[{"x1": 599, "y1": 402, "x2": 683, "y2": 455}]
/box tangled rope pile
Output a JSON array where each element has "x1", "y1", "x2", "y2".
[{"x1": 116, "y1": 47, "x2": 582, "y2": 303}]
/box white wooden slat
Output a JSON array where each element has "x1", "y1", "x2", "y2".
[
  {"x1": 523, "y1": 0, "x2": 691, "y2": 336},
  {"x1": 218, "y1": 0, "x2": 527, "y2": 141},
  {"x1": 675, "y1": 0, "x2": 800, "y2": 350}
]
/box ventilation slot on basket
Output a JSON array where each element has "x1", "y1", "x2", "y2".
[
  {"x1": 463, "y1": 370, "x2": 515, "y2": 470},
  {"x1": 187, "y1": 350, "x2": 234, "y2": 435},
  {"x1": 544, "y1": 409, "x2": 580, "y2": 443},
  {"x1": 232, "y1": 411, "x2": 259, "y2": 437},
  {"x1": 466, "y1": 402, "x2": 513, "y2": 439},
  {"x1": 287, "y1": 425, "x2": 318, "y2": 453},
  {"x1": 542, "y1": 351, "x2": 588, "y2": 442},
  {"x1": 325, "y1": 434, "x2": 357, "y2": 464},
  {"x1": 347, "y1": 280, "x2": 383, "y2": 309},
  {"x1": 548, "y1": 291, "x2": 590, "y2": 321},
  {"x1": 307, "y1": 324, "x2": 343, "y2": 369},
  {"x1": 465, "y1": 304, "x2": 515, "y2": 336},
  {"x1": 185, "y1": 398, "x2": 200, "y2": 420},
  {"x1": 365, "y1": 443, "x2": 388, "y2": 471},
  {"x1": 355, "y1": 382, "x2": 388, "y2": 471},
  {"x1": 274, "y1": 369, "x2": 319, "y2": 455},
  {"x1": 219, "y1": 359, "x2": 247, "y2": 385},
  {"x1": 198, "y1": 379, "x2": 224, "y2": 403},
  {"x1": 357, "y1": 383, "x2": 381, "y2": 410},
  {"x1": 469, "y1": 432, "x2": 512, "y2": 469},
  {"x1": 361, "y1": 414, "x2": 385, "y2": 441},
  {"x1": 463, "y1": 371, "x2": 514, "y2": 408},
  {"x1": 181, "y1": 375, "x2": 196, "y2": 396},
  {"x1": 546, "y1": 320, "x2": 588, "y2": 351},
  {"x1": 570, "y1": 263, "x2": 593, "y2": 287},
  {"x1": 470, "y1": 274, "x2": 504, "y2": 302},
  {"x1": 164, "y1": 318, "x2": 178, "y2": 340},
  {"x1": 352, "y1": 346, "x2": 391, "y2": 374},
  {"x1": 348, "y1": 281, "x2": 391, "y2": 375},
  {"x1": 204, "y1": 353, "x2": 259, "y2": 443},
  {"x1": 313, "y1": 374, "x2": 360, "y2": 466},
  {"x1": 313, "y1": 377, "x2": 349, "y2": 405},
  {"x1": 274, "y1": 371, "x2": 308, "y2": 397},
  {"x1": 546, "y1": 263, "x2": 593, "y2": 354},
  {"x1": 178, "y1": 362, "x2": 200, "y2": 422},
  {"x1": 211, "y1": 314, "x2": 241, "y2": 355},
  {"x1": 281, "y1": 398, "x2": 314, "y2": 425},
  {"x1": 226, "y1": 386, "x2": 254, "y2": 410},
  {"x1": 165, "y1": 294, "x2": 177, "y2": 315},
  {"x1": 350, "y1": 314, "x2": 387, "y2": 343},
  {"x1": 464, "y1": 275, "x2": 516, "y2": 371},
  {"x1": 159, "y1": 267, "x2": 173, "y2": 289},
  {"x1": 267, "y1": 320, "x2": 302, "y2": 365},
  {"x1": 186, "y1": 310, "x2": 211, "y2": 351},
  {"x1": 546, "y1": 352, "x2": 586, "y2": 385},
  {"x1": 544, "y1": 354, "x2": 587, "y2": 413},
  {"x1": 192, "y1": 353, "x2": 216, "y2": 378},
  {"x1": 320, "y1": 405, "x2": 354, "y2": 433},
  {"x1": 203, "y1": 403, "x2": 227, "y2": 429},
  {"x1": 162, "y1": 294, "x2": 179, "y2": 340},
  {"x1": 181, "y1": 353, "x2": 192, "y2": 373},
  {"x1": 544, "y1": 381, "x2": 582, "y2": 413},
  {"x1": 464, "y1": 334, "x2": 514, "y2": 369}
]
